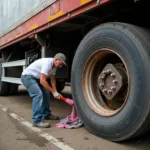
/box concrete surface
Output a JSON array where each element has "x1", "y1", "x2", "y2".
[{"x1": 0, "y1": 85, "x2": 150, "y2": 150}]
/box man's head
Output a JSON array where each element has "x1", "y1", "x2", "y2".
[{"x1": 53, "y1": 53, "x2": 66, "y2": 68}]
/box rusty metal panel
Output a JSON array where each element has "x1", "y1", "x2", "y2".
[
  {"x1": 0, "y1": 0, "x2": 110, "y2": 49},
  {"x1": 0, "y1": 0, "x2": 57, "y2": 37},
  {"x1": 50, "y1": 1, "x2": 60, "y2": 15}
]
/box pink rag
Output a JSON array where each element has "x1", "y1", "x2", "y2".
[{"x1": 56, "y1": 105, "x2": 80, "y2": 128}]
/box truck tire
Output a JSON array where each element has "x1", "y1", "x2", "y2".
[
  {"x1": 9, "y1": 84, "x2": 18, "y2": 95},
  {"x1": 0, "y1": 59, "x2": 10, "y2": 96},
  {"x1": 71, "y1": 22, "x2": 150, "y2": 141},
  {"x1": 0, "y1": 82, "x2": 10, "y2": 96}
]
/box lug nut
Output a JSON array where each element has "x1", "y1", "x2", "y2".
[
  {"x1": 110, "y1": 73, "x2": 116, "y2": 77},
  {"x1": 113, "y1": 80, "x2": 118, "y2": 84},
  {"x1": 103, "y1": 71, "x2": 107, "y2": 74},
  {"x1": 108, "y1": 90, "x2": 112, "y2": 94},
  {"x1": 103, "y1": 89, "x2": 107, "y2": 93},
  {"x1": 106, "y1": 70, "x2": 109, "y2": 74},
  {"x1": 109, "y1": 69, "x2": 112, "y2": 73},
  {"x1": 100, "y1": 83, "x2": 104, "y2": 88},
  {"x1": 106, "y1": 69, "x2": 112, "y2": 74},
  {"x1": 111, "y1": 86, "x2": 116, "y2": 90}
]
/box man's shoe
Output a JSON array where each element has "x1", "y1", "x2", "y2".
[
  {"x1": 44, "y1": 114, "x2": 59, "y2": 120},
  {"x1": 33, "y1": 122, "x2": 50, "y2": 128}
]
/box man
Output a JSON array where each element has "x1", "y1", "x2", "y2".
[{"x1": 21, "y1": 53, "x2": 66, "y2": 128}]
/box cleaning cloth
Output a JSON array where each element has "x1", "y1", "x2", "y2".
[{"x1": 56, "y1": 97, "x2": 83, "y2": 129}]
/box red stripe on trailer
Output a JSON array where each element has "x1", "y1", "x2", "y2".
[{"x1": 0, "y1": 0, "x2": 110, "y2": 49}]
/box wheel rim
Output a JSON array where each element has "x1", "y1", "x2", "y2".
[{"x1": 82, "y1": 49, "x2": 130, "y2": 116}]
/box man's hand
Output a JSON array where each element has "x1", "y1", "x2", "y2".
[{"x1": 53, "y1": 91, "x2": 61, "y2": 99}]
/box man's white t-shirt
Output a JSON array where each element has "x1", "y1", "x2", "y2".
[{"x1": 22, "y1": 58, "x2": 56, "y2": 79}]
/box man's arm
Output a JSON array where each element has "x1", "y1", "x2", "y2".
[
  {"x1": 50, "y1": 75, "x2": 57, "y2": 91},
  {"x1": 40, "y1": 73, "x2": 55, "y2": 94}
]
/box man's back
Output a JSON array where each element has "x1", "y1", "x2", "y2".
[{"x1": 22, "y1": 58, "x2": 56, "y2": 79}]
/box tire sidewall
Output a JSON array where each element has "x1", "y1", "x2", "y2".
[{"x1": 71, "y1": 25, "x2": 150, "y2": 141}]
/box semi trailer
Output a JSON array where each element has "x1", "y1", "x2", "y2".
[{"x1": 0, "y1": 0, "x2": 150, "y2": 142}]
